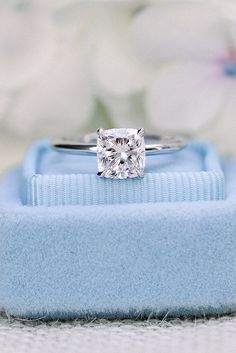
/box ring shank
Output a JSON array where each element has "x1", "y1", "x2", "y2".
[{"x1": 52, "y1": 134, "x2": 186, "y2": 156}]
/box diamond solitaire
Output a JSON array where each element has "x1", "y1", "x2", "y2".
[
  {"x1": 52, "y1": 130, "x2": 186, "y2": 179},
  {"x1": 97, "y1": 128, "x2": 145, "y2": 179}
]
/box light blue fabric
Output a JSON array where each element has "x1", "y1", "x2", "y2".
[
  {"x1": 0, "y1": 141, "x2": 235, "y2": 319},
  {"x1": 22, "y1": 140, "x2": 225, "y2": 206}
]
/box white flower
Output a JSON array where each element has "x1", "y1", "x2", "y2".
[
  {"x1": 1, "y1": 1, "x2": 96, "y2": 135},
  {"x1": 89, "y1": 5, "x2": 152, "y2": 96},
  {"x1": 7, "y1": 45, "x2": 94, "y2": 136},
  {"x1": 0, "y1": 2, "x2": 57, "y2": 91},
  {"x1": 3, "y1": 2, "x2": 152, "y2": 136},
  {"x1": 0, "y1": 94, "x2": 10, "y2": 119},
  {"x1": 86, "y1": 4, "x2": 153, "y2": 128},
  {"x1": 130, "y1": 2, "x2": 236, "y2": 154}
]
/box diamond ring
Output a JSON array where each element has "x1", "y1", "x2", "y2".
[{"x1": 52, "y1": 128, "x2": 186, "y2": 179}]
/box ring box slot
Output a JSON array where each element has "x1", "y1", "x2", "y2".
[{"x1": 22, "y1": 140, "x2": 225, "y2": 206}]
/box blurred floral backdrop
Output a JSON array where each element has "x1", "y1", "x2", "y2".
[{"x1": 1, "y1": 0, "x2": 236, "y2": 156}]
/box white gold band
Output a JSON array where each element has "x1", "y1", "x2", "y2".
[{"x1": 53, "y1": 132, "x2": 186, "y2": 156}]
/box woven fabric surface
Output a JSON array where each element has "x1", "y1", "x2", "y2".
[{"x1": 1, "y1": 314, "x2": 236, "y2": 353}]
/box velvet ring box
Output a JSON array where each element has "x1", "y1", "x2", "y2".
[{"x1": 0, "y1": 139, "x2": 236, "y2": 319}]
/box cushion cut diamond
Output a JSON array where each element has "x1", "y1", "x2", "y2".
[{"x1": 97, "y1": 128, "x2": 145, "y2": 179}]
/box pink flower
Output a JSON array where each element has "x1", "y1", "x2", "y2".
[{"x1": 130, "y1": 2, "x2": 236, "y2": 154}]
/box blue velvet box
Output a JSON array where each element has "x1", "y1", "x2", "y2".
[{"x1": 0, "y1": 139, "x2": 236, "y2": 319}]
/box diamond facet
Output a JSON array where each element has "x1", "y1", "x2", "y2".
[{"x1": 97, "y1": 128, "x2": 145, "y2": 179}]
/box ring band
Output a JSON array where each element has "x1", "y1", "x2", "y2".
[
  {"x1": 53, "y1": 131, "x2": 185, "y2": 155},
  {"x1": 52, "y1": 128, "x2": 186, "y2": 179}
]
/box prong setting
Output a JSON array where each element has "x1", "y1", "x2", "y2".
[{"x1": 96, "y1": 128, "x2": 104, "y2": 137}]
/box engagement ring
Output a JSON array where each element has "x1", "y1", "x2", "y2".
[{"x1": 52, "y1": 128, "x2": 186, "y2": 179}]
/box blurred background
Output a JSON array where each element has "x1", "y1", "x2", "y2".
[{"x1": 1, "y1": 0, "x2": 236, "y2": 173}]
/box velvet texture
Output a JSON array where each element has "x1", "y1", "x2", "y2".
[{"x1": 0, "y1": 140, "x2": 235, "y2": 319}]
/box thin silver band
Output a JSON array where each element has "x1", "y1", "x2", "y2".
[{"x1": 52, "y1": 133, "x2": 186, "y2": 156}]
